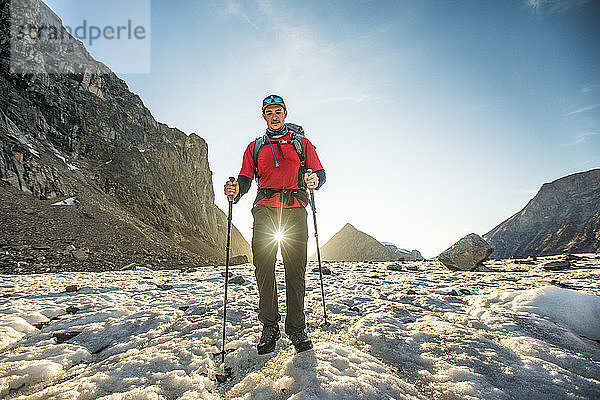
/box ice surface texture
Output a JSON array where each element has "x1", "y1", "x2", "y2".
[{"x1": 1, "y1": 258, "x2": 599, "y2": 399}]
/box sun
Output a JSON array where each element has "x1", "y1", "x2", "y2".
[{"x1": 274, "y1": 228, "x2": 285, "y2": 243}]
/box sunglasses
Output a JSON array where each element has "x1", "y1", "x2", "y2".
[{"x1": 263, "y1": 96, "x2": 284, "y2": 107}]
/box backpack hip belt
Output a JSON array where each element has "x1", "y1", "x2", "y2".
[{"x1": 254, "y1": 188, "x2": 309, "y2": 207}]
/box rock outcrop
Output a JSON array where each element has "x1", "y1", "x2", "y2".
[
  {"x1": 484, "y1": 169, "x2": 600, "y2": 258},
  {"x1": 0, "y1": 0, "x2": 251, "y2": 266},
  {"x1": 317, "y1": 223, "x2": 397, "y2": 262},
  {"x1": 382, "y1": 242, "x2": 424, "y2": 261},
  {"x1": 437, "y1": 233, "x2": 494, "y2": 271}
]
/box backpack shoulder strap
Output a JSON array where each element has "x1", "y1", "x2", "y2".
[
  {"x1": 253, "y1": 124, "x2": 307, "y2": 185},
  {"x1": 253, "y1": 136, "x2": 265, "y2": 166},
  {"x1": 253, "y1": 136, "x2": 266, "y2": 178},
  {"x1": 286, "y1": 123, "x2": 306, "y2": 163},
  {"x1": 286, "y1": 123, "x2": 308, "y2": 189}
]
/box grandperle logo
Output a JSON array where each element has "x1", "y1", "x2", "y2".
[
  {"x1": 15, "y1": 19, "x2": 147, "y2": 46},
  {"x1": 10, "y1": 0, "x2": 151, "y2": 74}
]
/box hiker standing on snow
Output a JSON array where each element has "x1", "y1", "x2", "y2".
[{"x1": 223, "y1": 94, "x2": 326, "y2": 354}]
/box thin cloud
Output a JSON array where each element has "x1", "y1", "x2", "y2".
[
  {"x1": 221, "y1": 0, "x2": 259, "y2": 30},
  {"x1": 581, "y1": 159, "x2": 600, "y2": 168},
  {"x1": 262, "y1": 0, "x2": 397, "y2": 112},
  {"x1": 564, "y1": 103, "x2": 600, "y2": 116},
  {"x1": 255, "y1": 0, "x2": 336, "y2": 89},
  {"x1": 581, "y1": 84, "x2": 600, "y2": 93},
  {"x1": 526, "y1": 0, "x2": 591, "y2": 14},
  {"x1": 561, "y1": 131, "x2": 600, "y2": 146},
  {"x1": 213, "y1": 0, "x2": 390, "y2": 108},
  {"x1": 313, "y1": 94, "x2": 382, "y2": 105}
]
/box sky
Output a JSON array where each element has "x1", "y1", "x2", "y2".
[{"x1": 45, "y1": 0, "x2": 600, "y2": 258}]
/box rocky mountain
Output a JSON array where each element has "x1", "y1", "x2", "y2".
[
  {"x1": 317, "y1": 223, "x2": 419, "y2": 262},
  {"x1": 382, "y1": 242, "x2": 424, "y2": 261},
  {"x1": 0, "y1": 0, "x2": 251, "y2": 271},
  {"x1": 484, "y1": 169, "x2": 600, "y2": 259}
]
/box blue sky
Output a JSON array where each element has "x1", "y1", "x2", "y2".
[{"x1": 47, "y1": 0, "x2": 600, "y2": 257}]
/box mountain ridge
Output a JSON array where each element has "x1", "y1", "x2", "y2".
[
  {"x1": 316, "y1": 223, "x2": 422, "y2": 262},
  {"x1": 484, "y1": 169, "x2": 600, "y2": 258}
]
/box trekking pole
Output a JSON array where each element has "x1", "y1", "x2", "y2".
[
  {"x1": 221, "y1": 176, "x2": 235, "y2": 364},
  {"x1": 306, "y1": 169, "x2": 330, "y2": 327}
]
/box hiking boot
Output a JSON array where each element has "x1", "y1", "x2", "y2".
[
  {"x1": 289, "y1": 330, "x2": 313, "y2": 353},
  {"x1": 257, "y1": 324, "x2": 280, "y2": 355}
]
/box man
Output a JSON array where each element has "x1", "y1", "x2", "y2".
[{"x1": 224, "y1": 94, "x2": 326, "y2": 354}]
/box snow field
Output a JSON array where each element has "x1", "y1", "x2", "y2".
[
  {"x1": 0, "y1": 259, "x2": 598, "y2": 399},
  {"x1": 227, "y1": 342, "x2": 420, "y2": 400},
  {"x1": 470, "y1": 285, "x2": 600, "y2": 340}
]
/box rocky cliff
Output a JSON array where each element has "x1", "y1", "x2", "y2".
[
  {"x1": 484, "y1": 169, "x2": 600, "y2": 258},
  {"x1": 318, "y1": 223, "x2": 403, "y2": 262},
  {"x1": 0, "y1": 0, "x2": 251, "y2": 269}
]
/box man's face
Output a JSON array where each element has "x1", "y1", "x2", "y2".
[{"x1": 263, "y1": 105, "x2": 287, "y2": 131}]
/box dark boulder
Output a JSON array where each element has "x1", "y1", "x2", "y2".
[
  {"x1": 229, "y1": 276, "x2": 245, "y2": 285},
  {"x1": 229, "y1": 255, "x2": 249, "y2": 266}
]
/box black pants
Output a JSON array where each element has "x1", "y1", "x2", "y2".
[{"x1": 251, "y1": 205, "x2": 308, "y2": 335}]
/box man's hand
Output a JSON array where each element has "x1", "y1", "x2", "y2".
[
  {"x1": 224, "y1": 179, "x2": 239, "y2": 200},
  {"x1": 304, "y1": 172, "x2": 319, "y2": 191}
]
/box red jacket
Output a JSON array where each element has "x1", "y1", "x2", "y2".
[{"x1": 239, "y1": 132, "x2": 324, "y2": 208}]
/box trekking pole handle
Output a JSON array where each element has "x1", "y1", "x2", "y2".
[
  {"x1": 227, "y1": 177, "x2": 235, "y2": 201},
  {"x1": 305, "y1": 169, "x2": 314, "y2": 193}
]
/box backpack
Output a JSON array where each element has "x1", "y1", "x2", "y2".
[{"x1": 253, "y1": 123, "x2": 307, "y2": 187}]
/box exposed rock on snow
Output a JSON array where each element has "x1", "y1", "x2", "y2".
[
  {"x1": 514, "y1": 258, "x2": 535, "y2": 265},
  {"x1": 64, "y1": 285, "x2": 80, "y2": 293},
  {"x1": 437, "y1": 233, "x2": 494, "y2": 271},
  {"x1": 65, "y1": 306, "x2": 79, "y2": 315},
  {"x1": 229, "y1": 276, "x2": 245, "y2": 285},
  {"x1": 120, "y1": 263, "x2": 137, "y2": 271},
  {"x1": 70, "y1": 249, "x2": 88, "y2": 261},
  {"x1": 387, "y1": 263, "x2": 404, "y2": 271},
  {"x1": 229, "y1": 255, "x2": 249, "y2": 266},
  {"x1": 311, "y1": 266, "x2": 332, "y2": 275},
  {"x1": 543, "y1": 260, "x2": 571, "y2": 270},
  {"x1": 157, "y1": 284, "x2": 174, "y2": 290},
  {"x1": 53, "y1": 331, "x2": 81, "y2": 344}
]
